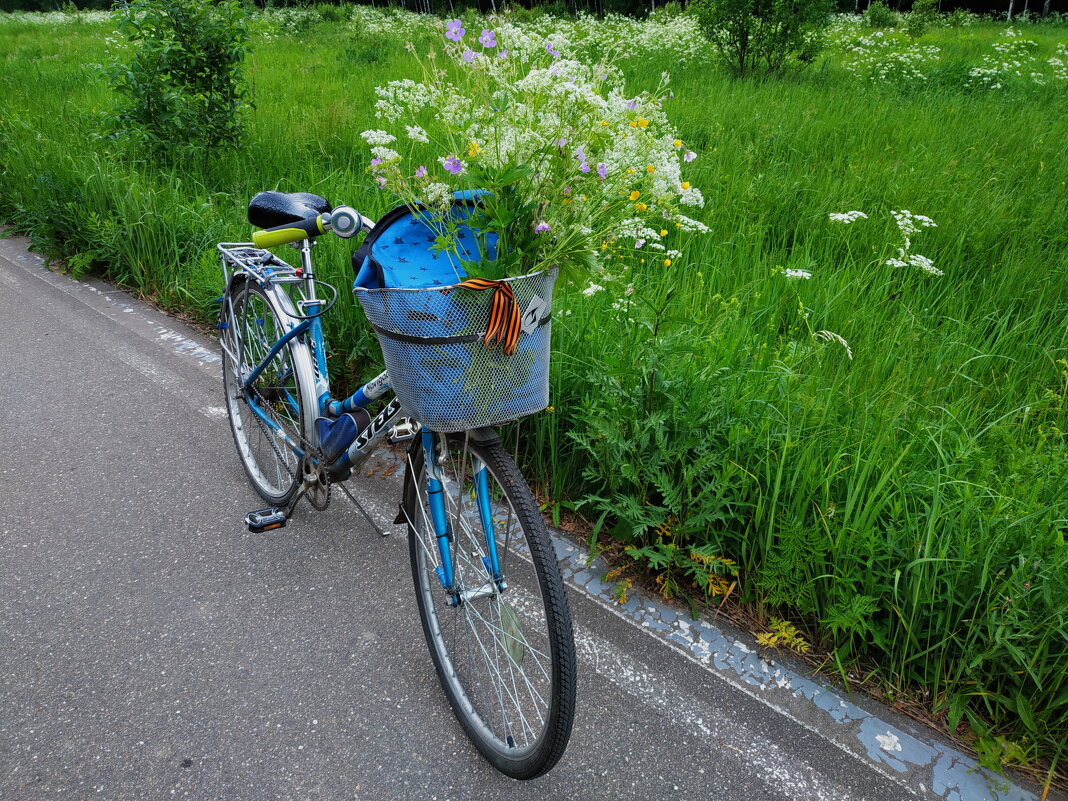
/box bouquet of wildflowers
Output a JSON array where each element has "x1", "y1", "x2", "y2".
[{"x1": 360, "y1": 17, "x2": 708, "y2": 282}]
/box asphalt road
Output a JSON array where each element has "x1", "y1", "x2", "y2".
[{"x1": 0, "y1": 236, "x2": 1049, "y2": 801}]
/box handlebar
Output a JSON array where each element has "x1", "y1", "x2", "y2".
[{"x1": 251, "y1": 205, "x2": 367, "y2": 249}]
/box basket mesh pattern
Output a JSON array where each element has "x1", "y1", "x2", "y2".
[{"x1": 355, "y1": 269, "x2": 556, "y2": 432}]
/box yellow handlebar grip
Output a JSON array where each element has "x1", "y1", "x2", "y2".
[
  {"x1": 252, "y1": 227, "x2": 307, "y2": 248},
  {"x1": 251, "y1": 215, "x2": 325, "y2": 248}
]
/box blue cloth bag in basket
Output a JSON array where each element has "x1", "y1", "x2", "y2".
[{"x1": 352, "y1": 192, "x2": 555, "y2": 433}]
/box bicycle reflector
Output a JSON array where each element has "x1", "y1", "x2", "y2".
[
  {"x1": 325, "y1": 206, "x2": 361, "y2": 238},
  {"x1": 245, "y1": 508, "x2": 288, "y2": 533}
]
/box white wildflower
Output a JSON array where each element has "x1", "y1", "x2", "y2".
[
  {"x1": 829, "y1": 210, "x2": 868, "y2": 224},
  {"x1": 784, "y1": 269, "x2": 813, "y2": 280},
  {"x1": 360, "y1": 129, "x2": 396, "y2": 145},
  {"x1": 423, "y1": 182, "x2": 452, "y2": 208},
  {"x1": 405, "y1": 125, "x2": 430, "y2": 143},
  {"x1": 907, "y1": 253, "x2": 942, "y2": 276},
  {"x1": 370, "y1": 146, "x2": 401, "y2": 163},
  {"x1": 582, "y1": 283, "x2": 605, "y2": 296}
]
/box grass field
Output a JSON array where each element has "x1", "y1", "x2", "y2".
[{"x1": 1, "y1": 5, "x2": 1066, "y2": 782}]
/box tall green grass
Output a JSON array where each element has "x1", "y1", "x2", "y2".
[{"x1": 1, "y1": 11, "x2": 1066, "y2": 777}]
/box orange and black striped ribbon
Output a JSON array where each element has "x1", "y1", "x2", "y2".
[{"x1": 443, "y1": 278, "x2": 522, "y2": 356}]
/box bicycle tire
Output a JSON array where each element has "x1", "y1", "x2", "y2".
[
  {"x1": 220, "y1": 277, "x2": 315, "y2": 506},
  {"x1": 404, "y1": 433, "x2": 576, "y2": 779}
]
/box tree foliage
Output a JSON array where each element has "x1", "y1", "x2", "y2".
[
  {"x1": 688, "y1": 0, "x2": 834, "y2": 76},
  {"x1": 107, "y1": 0, "x2": 250, "y2": 162}
]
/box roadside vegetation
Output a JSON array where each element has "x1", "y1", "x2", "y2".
[{"x1": 0, "y1": 4, "x2": 1065, "y2": 785}]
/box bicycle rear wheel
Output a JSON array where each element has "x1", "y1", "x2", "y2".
[
  {"x1": 404, "y1": 433, "x2": 576, "y2": 780},
  {"x1": 220, "y1": 278, "x2": 313, "y2": 506}
]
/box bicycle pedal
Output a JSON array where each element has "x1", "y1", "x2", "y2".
[
  {"x1": 245, "y1": 508, "x2": 287, "y2": 533},
  {"x1": 388, "y1": 417, "x2": 420, "y2": 443}
]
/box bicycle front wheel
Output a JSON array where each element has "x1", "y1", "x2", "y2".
[
  {"x1": 404, "y1": 433, "x2": 576, "y2": 780},
  {"x1": 220, "y1": 278, "x2": 313, "y2": 506}
]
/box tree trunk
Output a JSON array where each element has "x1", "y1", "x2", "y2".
[
  {"x1": 1042, "y1": 0, "x2": 1051, "y2": 15},
  {"x1": 1007, "y1": 0, "x2": 1015, "y2": 19}
]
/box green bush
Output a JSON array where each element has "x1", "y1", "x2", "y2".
[
  {"x1": 688, "y1": 0, "x2": 834, "y2": 77},
  {"x1": 945, "y1": 7, "x2": 974, "y2": 27},
  {"x1": 905, "y1": 0, "x2": 937, "y2": 37},
  {"x1": 316, "y1": 3, "x2": 349, "y2": 23},
  {"x1": 863, "y1": 0, "x2": 897, "y2": 28},
  {"x1": 107, "y1": 0, "x2": 250, "y2": 162}
]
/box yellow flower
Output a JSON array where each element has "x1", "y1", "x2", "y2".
[
  {"x1": 629, "y1": 190, "x2": 640, "y2": 201},
  {"x1": 663, "y1": 258, "x2": 672, "y2": 267},
  {"x1": 545, "y1": 405, "x2": 555, "y2": 413},
  {"x1": 673, "y1": 139, "x2": 683, "y2": 148},
  {"x1": 646, "y1": 165, "x2": 655, "y2": 174},
  {"x1": 626, "y1": 167, "x2": 636, "y2": 175},
  {"x1": 629, "y1": 120, "x2": 638, "y2": 128},
  {"x1": 659, "y1": 229, "x2": 668, "y2": 237},
  {"x1": 600, "y1": 241, "x2": 608, "y2": 250},
  {"x1": 635, "y1": 203, "x2": 647, "y2": 211},
  {"x1": 681, "y1": 181, "x2": 691, "y2": 191},
  {"x1": 467, "y1": 141, "x2": 481, "y2": 157},
  {"x1": 640, "y1": 258, "x2": 645, "y2": 264},
  {"x1": 600, "y1": 120, "x2": 610, "y2": 126},
  {"x1": 637, "y1": 117, "x2": 649, "y2": 129}
]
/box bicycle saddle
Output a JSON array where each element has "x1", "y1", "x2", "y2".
[{"x1": 248, "y1": 191, "x2": 332, "y2": 229}]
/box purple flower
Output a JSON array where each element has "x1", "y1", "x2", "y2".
[
  {"x1": 534, "y1": 222, "x2": 551, "y2": 233},
  {"x1": 414, "y1": 165, "x2": 427, "y2": 178},
  {"x1": 445, "y1": 18, "x2": 465, "y2": 42},
  {"x1": 478, "y1": 29, "x2": 496, "y2": 48},
  {"x1": 557, "y1": 138, "x2": 568, "y2": 148},
  {"x1": 441, "y1": 155, "x2": 464, "y2": 175},
  {"x1": 634, "y1": 239, "x2": 645, "y2": 248},
  {"x1": 498, "y1": 49, "x2": 509, "y2": 59},
  {"x1": 462, "y1": 48, "x2": 478, "y2": 63},
  {"x1": 626, "y1": 99, "x2": 639, "y2": 110},
  {"x1": 377, "y1": 177, "x2": 387, "y2": 189},
  {"x1": 546, "y1": 41, "x2": 560, "y2": 59},
  {"x1": 684, "y1": 151, "x2": 697, "y2": 162},
  {"x1": 370, "y1": 157, "x2": 382, "y2": 170},
  {"x1": 579, "y1": 161, "x2": 590, "y2": 174},
  {"x1": 573, "y1": 145, "x2": 586, "y2": 162},
  {"x1": 597, "y1": 162, "x2": 607, "y2": 180}
]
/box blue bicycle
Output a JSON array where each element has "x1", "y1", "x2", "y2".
[{"x1": 217, "y1": 190, "x2": 576, "y2": 779}]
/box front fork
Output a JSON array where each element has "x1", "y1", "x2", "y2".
[{"x1": 420, "y1": 431, "x2": 504, "y2": 603}]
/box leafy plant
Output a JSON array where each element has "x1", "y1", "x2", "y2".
[
  {"x1": 905, "y1": 0, "x2": 937, "y2": 37},
  {"x1": 688, "y1": 0, "x2": 834, "y2": 77},
  {"x1": 755, "y1": 618, "x2": 811, "y2": 654},
  {"x1": 863, "y1": 0, "x2": 897, "y2": 28},
  {"x1": 316, "y1": 3, "x2": 349, "y2": 23},
  {"x1": 107, "y1": 0, "x2": 250, "y2": 162}
]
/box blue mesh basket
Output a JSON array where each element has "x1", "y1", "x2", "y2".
[
  {"x1": 354, "y1": 269, "x2": 556, "y2": 432},
  {"x1": 351, "y1": 195, "x2": 555, "y2": 431}
]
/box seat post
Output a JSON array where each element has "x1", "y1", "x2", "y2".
[{"x1": 297, "y1": 238, "x2": 317, "y2": 304}]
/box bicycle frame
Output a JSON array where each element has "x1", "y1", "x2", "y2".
[{"x1": 217, "y1": 238, "x2": 503, "y2": 595}]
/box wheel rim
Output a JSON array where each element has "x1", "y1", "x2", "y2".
[
  {"x1": 221, "y1": 287, "x2": 303, "y2": 500},
  {"x1": 409, "y1": 437, "x2": 557, "y2": 758}
]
